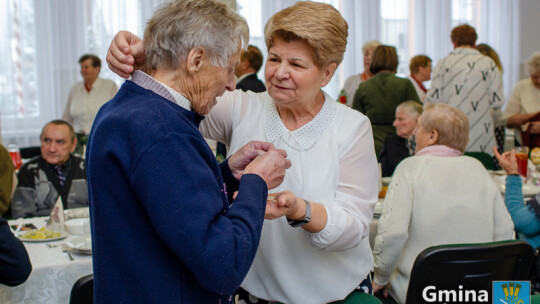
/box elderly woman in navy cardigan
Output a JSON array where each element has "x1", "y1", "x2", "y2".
[{"x1": 86, "y1": 1, "x2": 291, "y2": 303}]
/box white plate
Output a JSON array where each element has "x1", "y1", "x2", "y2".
[
  {"x1": 18, "y1": 231, "x2": 67, "y2": 243},
  {"x1": 67, "y1": 235, "x2": 92, "y2": 254}
]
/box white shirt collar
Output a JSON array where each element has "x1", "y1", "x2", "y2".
[{"x1": 157, "y1": 81, "x2": 192, "y2": 111}]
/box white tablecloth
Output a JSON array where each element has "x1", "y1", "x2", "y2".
[{"x1": 0, "y1": 217, "x2": 93, "y2": 304}]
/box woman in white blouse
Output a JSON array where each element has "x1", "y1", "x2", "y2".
[
  {"x1": 503, "y1": 51, "x2": 540, "y2": 144},
  {"x1": 373, "y1": 103, "x2": 514, "y2": 303},
  {"x1": 107, "y1": 2, "x2": 378, "y2": 303}
]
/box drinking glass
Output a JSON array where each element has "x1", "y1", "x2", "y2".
[{"x1": 515, "y1": 146, "x2": 530, "y2": 179}]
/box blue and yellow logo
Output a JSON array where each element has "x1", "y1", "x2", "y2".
[{"x1": 493, "y1": 281, "x2": 530, "y2": 304}]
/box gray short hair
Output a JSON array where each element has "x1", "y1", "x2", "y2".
[
  {"x1": 397, "y1": 100, "x2": 423, "y2": 118},
  {"x1": 144, "y1": 0, "x2": 249, "y2": 70},
  {"x1": 42, "y1": 120, "x2": 76, "y2": 142},
  {"x1": 420, "y1": 103, "x2": 469, "y2": 153},
  {"x1": 362, "y1": 40, "x2": 381, "y2": 54},
  {"x1": 526, "y1": 51, "x2": 540, "y2": 76}
]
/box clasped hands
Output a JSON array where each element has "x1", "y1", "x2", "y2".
[
  {"x1": 228, "y1": 141, "x2": 291, "y2": 190},
  {"x1": 229, "y1": 141, "x2": 306, "y2": 221}
]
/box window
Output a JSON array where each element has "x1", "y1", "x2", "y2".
[
  {"x1": 0, "y1": 0, "x2": 143, "y2": 146},
  {"x1": 0, "y1": 0, "x2": 518, "y2": 144},
  {"x1": 0, "y1": 0, "x2": 38, "y2": 119}
]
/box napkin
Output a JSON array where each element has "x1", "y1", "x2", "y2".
[{"x1": 46, "y1": 197, "x2": 65, "y2": 231}]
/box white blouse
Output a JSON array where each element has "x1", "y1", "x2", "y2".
[
  {"x1": 63, "y1": 78, "x2": 118, "y2": 133},
  {"x1": 339, "y1": 74, "x2": 362, "y2": 107},
  {"x1": 502, "y1": 78, "x2": 540, "y2": 142},
  {"x1": 200, "y1": 90, "x2": 378, "y2": 304}
]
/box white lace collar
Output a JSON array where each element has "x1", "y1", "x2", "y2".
[{"x1": 263, "y1": 92, "x2": 337, "y2": 151}]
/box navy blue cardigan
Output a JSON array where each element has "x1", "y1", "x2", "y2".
[{"x1": 86, "y1": 80, "x2": 268, "y2": 303}]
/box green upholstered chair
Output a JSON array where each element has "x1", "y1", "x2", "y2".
[
  {"x1": 328, "y1": 292, "x2": 383, "y2": 304},
  {"x1": 464, "y1": 151, "x2": 495, "y2": 170}
]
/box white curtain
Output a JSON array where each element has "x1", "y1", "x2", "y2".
[
  {"x1": 477, "y1": 0, "x2": 520, "y2": 100},
  {"x1": 341, "y1": 0, "x2": 381, "y2": 82},
  {"x1": 412, "y1": 0, "x2": 453, "y2": 64},
  {"x1": 0, "y1": 0, "x2": 522, "y2": 146},
  {"x1": 260, "y1": 0, "x2": 298, "y2": 23},
  {"x1": 0, "y1": 0, "x2": 162, "y2": 147}
]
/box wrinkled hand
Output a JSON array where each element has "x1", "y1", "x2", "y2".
[
  {"x1": 106, "y1": 31, "x2": 145, "y2": 78},
  {"x1": 373, "y1": 282, "x2": 390, "y2": 298},
  {"x1": 530, "y1": 121, "x2": 540, "y2": 134},
  {"x1": 244, "y1": 149, "x2": 291, "y2": 190},
  {"x1": 493, "y1": 146, "x2": 519, "y2": 175},
  {"x1": 228, "y1": 141, "x2": 280, "y2": 180},
  {"x1": 264, "y1": 191, "x2": 301, "y2": 220}
]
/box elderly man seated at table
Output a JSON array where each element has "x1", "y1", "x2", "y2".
[
  {"x1": 10, "y1": 120, "x2": 88, "y2": 219},
  {"x1": 379, "y1": 100, "x2": 422, "y2": 177},
  {"x1": 372, "y1": 103, "x2": 514, "y2": 303}
]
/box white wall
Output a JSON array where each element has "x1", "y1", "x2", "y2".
[{"x1": 519, "y1": 0, "x2": 540, "y2": 78}]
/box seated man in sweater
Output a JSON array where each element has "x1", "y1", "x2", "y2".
[
  {"x1": 10, "y1": 120, "x2": 88, "y2": 218},
  {"x1": 373, "y1": 104, "x2": 514, "y2": 303}
]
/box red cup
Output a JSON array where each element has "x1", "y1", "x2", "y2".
[
  {"x1": 7, "y1": 144, "x2": 22, "y2": 170},
  {"x1": 9, "y1": 151, "x2": 22, "y2": 170}
]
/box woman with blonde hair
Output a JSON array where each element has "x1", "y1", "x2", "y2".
[
  {"x1": 107, "y1": 1, "x2": 379, "y2": 303},
  {"x1": 373, "y1": 103, "x2": 514, "y2": 303}
]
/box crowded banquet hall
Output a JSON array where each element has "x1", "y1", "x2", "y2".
[{"x1": 1, "y1": 0, "x2": 540, "y2": 303}]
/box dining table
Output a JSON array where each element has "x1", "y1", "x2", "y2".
[{"x1": 0, "y1": 215, "x2": 92, "y2": 304}]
